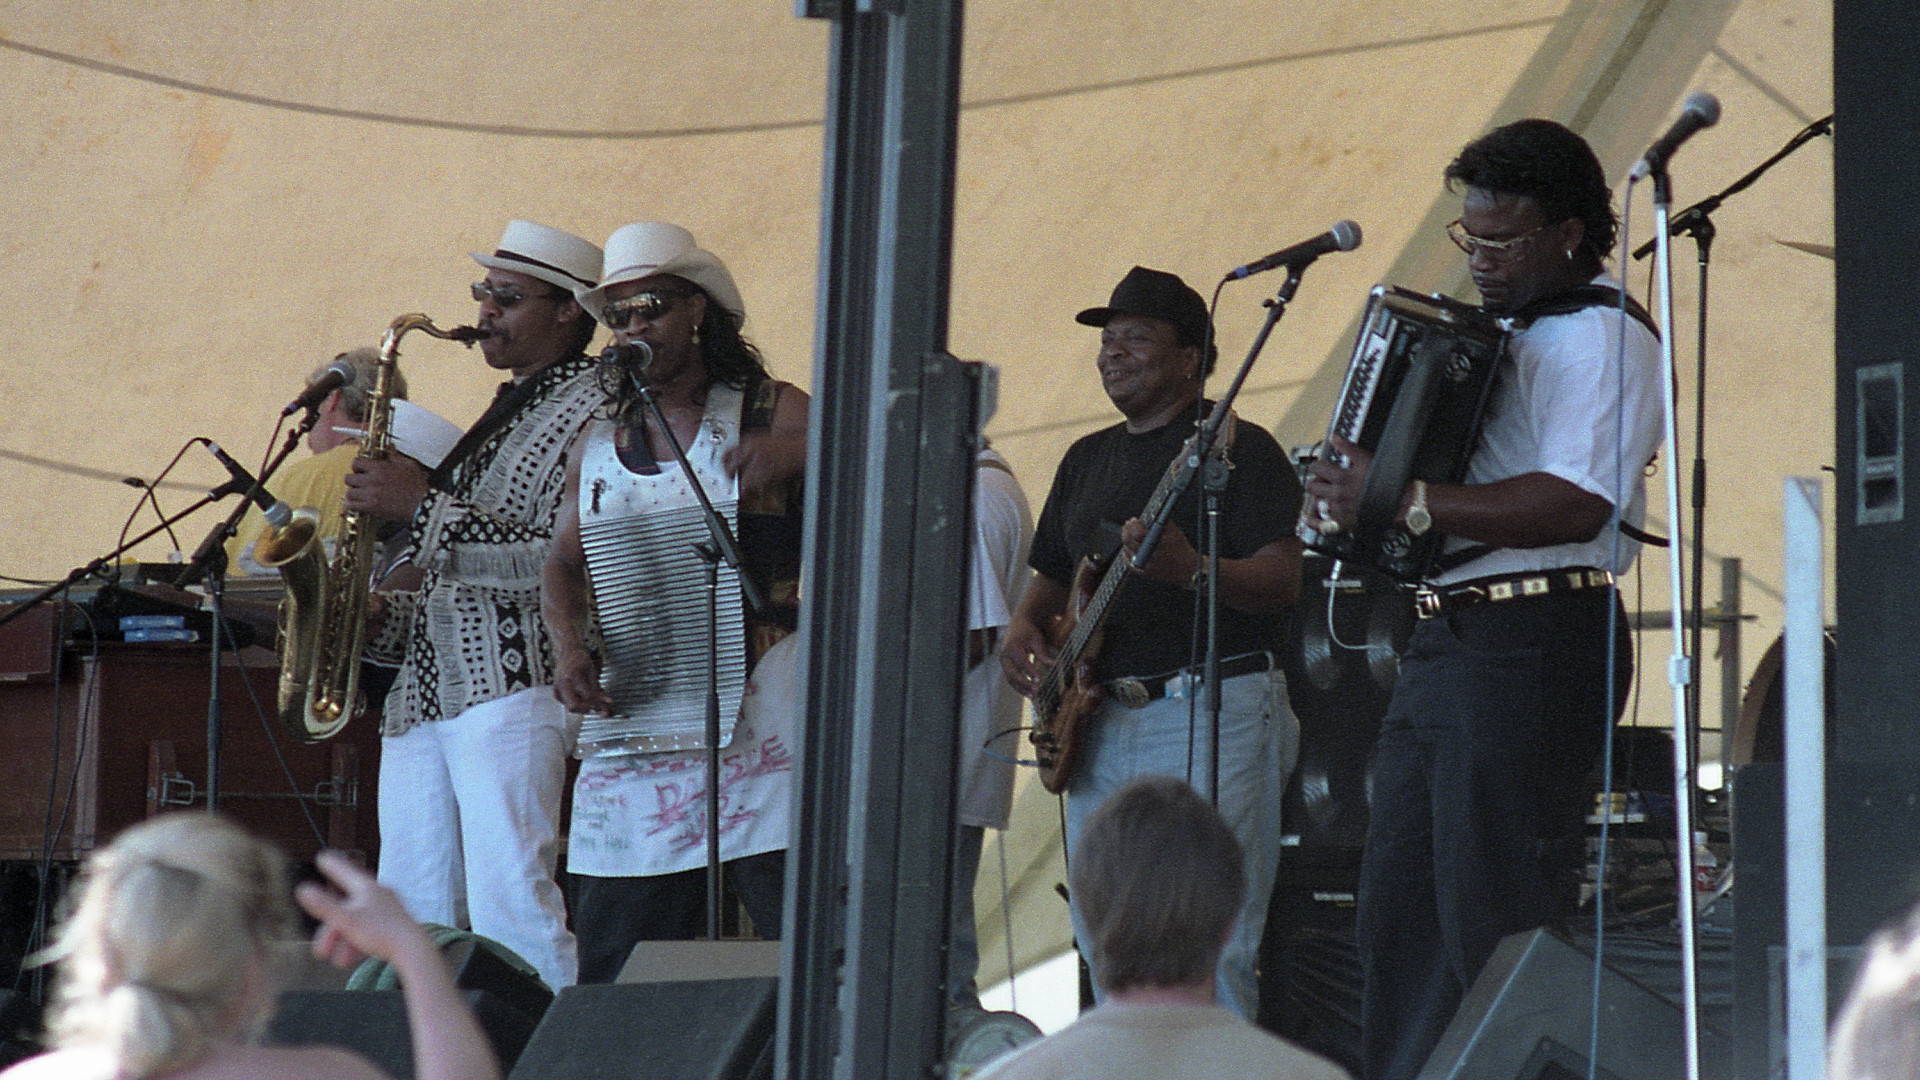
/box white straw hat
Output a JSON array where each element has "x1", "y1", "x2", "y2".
[
  {"x1": 575, "y1": 222, "x2": 745, "y2": 323},
  {"x1": 336, "y1": 401, "x2": 465, "y2": 470},
  {"x1": 388, "y1": 400, "x2": 465, "y2": 470},
  {"x1": 470, "y1": 220, "x2": 602, "y2": 294}
]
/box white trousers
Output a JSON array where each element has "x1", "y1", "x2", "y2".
[{"x1": 377, "y1": 686, "x2": 578, "y2": 989}]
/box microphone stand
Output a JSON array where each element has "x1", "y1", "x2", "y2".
[
  {"x1": 1642, "y1": 159, "x2": 1703, "y2": 1080},
  {"x1": 0, "y1": 421, "x2": 307, "y2": 817},
  {"x1": 175, "y1": 420, "x2": 310, "y2": 811},
  {"x1": 1132, "y1": 262, "x2": 1308, "y2": 804},
  {"x1": 1198, "y1": 448, "x2": 1229, "y2": 801},
  {"x1": 627, "y1": 374, "x2": 766, "y2": 940},
  {"x1": 1632, "y1": 115, "x2": 1832, "y2": 789},
  {"x1": 0, "y1": 496, "x2": 227, "y2": 630}
]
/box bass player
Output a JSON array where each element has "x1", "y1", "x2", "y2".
[{"x1": 999, "y1": 265, "x2": 1305, "y2": 1020}]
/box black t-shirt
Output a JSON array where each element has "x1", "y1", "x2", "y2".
[{"x1": 1029, "y1": 404, "x2": 1301, "y2": 681}]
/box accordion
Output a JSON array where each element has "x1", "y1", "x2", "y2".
[{"x1": 1297, "y1": 285, "x2": 1512, "y2": 580}]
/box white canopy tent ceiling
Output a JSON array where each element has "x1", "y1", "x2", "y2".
[{"x1": 0, "y1": 1, "x2": 1831, "y2": 987}]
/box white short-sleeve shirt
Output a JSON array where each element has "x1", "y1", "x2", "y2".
[
  {"x1": 957, "y1": 449, "x2": 1034, "y2": 830},
  {"x1": 1431, "y1": 275, "x2": 1665, "y2": 587}
]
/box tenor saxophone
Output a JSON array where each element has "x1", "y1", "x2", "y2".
[{"x1": 254, "y1": 314, "x2": 486, "y2": 741}]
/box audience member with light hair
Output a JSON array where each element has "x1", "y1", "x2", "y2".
[
  {"x1": 1831, "y1": 902, "x2": 1920, "y2": 1080},
  {"x1": 975, "y1": 776, "x2": 1350, "y2": 1080},
  {"x1": 0, "y1": 812, "x2": 499, "y2": 1080}
]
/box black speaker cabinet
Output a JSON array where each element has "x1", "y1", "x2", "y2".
[
  {"x1": 508, "y1": 977, "x2": 777, "y2": 1080},
  {"x1": 1732, "y1": 762, "x2": 1920, "y2": 1080},
  {"x1": 269, "y1": 988, "x2": 541, "y2": 1078},
  {"x1": 1417, "y1": 927, "x2": 1730, "y2": 1080}
]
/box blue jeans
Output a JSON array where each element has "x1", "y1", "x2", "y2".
[{"x1": 1063, "y1": 668, "x2": 1297, "y2": 1019}]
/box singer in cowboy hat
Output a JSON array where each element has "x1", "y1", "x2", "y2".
[
  {"x1": 543, "y1": 221, "x2": 808, "y2": 981},
  {"x1": 344, "y1": 219, "x2": 606, "y2": 990}
]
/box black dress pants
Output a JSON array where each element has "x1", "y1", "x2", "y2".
[
  {"x1": 573, "y1": 849, "x2": 787, "y2": 984},
  {"x1": 1355, "y1": 588, "x2": 1631, "y2": 1079}
]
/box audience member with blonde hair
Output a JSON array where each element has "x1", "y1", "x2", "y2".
[
  {"x1": 975, "y1": 776, "x2": 1349, "y2": 1080},
  {"x1": 0, "y1": 812, "x2": 499, "y2": 1080}
]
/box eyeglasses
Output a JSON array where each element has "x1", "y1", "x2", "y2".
[
  {"x1": 471, "y1": 280, "x2": 564, "y2": 308},
  {"x1": 598, "y1": 290, "x2": 685, "y2": 330},
  {"x1": 1446, "y1": 219, "x2": 1549, "y2": 261}
]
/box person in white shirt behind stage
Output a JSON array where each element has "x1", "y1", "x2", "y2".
[{"x1": 973, "y1": 776, "x2": 1349, "y2": 1080}]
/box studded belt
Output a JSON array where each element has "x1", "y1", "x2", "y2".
[
  {"x1": 1104, "y1": 650, "x2": 1280, "y2": 709},
  {"x1": 1414, "y1": 567, "x2": 1614, "y2": 620}
]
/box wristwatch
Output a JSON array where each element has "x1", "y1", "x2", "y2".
[
  {"x1": 1404, "y1": 480, "x2": 1432, "y2": 536},
  {"x1": 1188, "y1": 561, "x2": 1210, "y2": 592}
]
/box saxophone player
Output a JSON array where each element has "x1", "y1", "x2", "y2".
[{"x1": 342, "y1": 220, "x2": 604, "y2": 990}]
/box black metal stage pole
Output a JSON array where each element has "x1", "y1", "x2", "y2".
[{"x1": 783, "y1": 1, "x2": 972, "y2": 1077}]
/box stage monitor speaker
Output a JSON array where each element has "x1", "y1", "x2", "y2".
[
  {"x1": 269, "y1": 988, "x2": 542, "y2": 1078},
  {"x1": 1417, "y1": 928, "x2": 1729, "y2": 1080},
  {"x1": 616, "y1": 938, "x2": 783, "y2": 984},
  {"x1": 0, "y1": 989, "x2": 39, "y2": 1070},
  {"x1": 508, "y1": 977, "x2": 777, "y2": 1080},
  {"x1": 1732, "y1": 761, "x2": 1920, "y2": 1080}
]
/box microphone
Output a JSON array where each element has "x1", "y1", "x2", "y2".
[
  {"x1": 202, "y1": 440, "x2": 292, "y2": 528},
  {"x1": 601, "y1": 340, "x2": 654, "y2": 377},
  {"x1": 281, "y1": 358, "x2": 357, "y2": 417},
  {"x1": 1628, "y1": 92, "x2": 1721, "y2": 181},
  {"x1": 1228, "y1": 220, "x2": 1363, "y2": 280}
]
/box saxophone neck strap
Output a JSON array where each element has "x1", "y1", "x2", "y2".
[{"x1": 430, "y1": 354, "x2": 590, "y2": 488}]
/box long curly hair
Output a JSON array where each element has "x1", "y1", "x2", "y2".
[
  {"x1": 595, "y1": 277, "x2": 771, "y2": 424},
  {"x1": 1445, "y1": 118, "x2": 1618, "y2": 269},
  {"x1": 690, "y1": 286, "x2": 769, "y2": 391}
]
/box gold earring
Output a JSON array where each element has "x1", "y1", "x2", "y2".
[{"x1": 691, "y1": 326, "x2": 702, "y2": 346}]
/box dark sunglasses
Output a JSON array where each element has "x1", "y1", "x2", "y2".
[
  {"x1": 599, "y1": 290, "x2": 686, "y2": 330},
  {"x1": 471, "y1": 280, "x2": 565, "y2": 308}
]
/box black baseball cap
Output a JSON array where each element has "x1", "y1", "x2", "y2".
[{"x1": 1075, "y1": 266, "x2": 1211, "y2": 348}]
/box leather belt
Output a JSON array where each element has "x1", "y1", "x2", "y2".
[
  {"x1": 1105, "y1": 650, "x2": 1279, "y2": 709},
  {"x1": 1414, "y1": 567, "x2": 1613, "y2": 620}
]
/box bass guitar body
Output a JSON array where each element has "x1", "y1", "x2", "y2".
[{"x1": 1031, "y1": 556, "x2": 1107, "y2": 794}]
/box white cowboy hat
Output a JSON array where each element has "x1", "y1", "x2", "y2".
[
  {"x1": 331, "y1": 400, "x2": 465, "y2": 470},
  {"x1": 470, "y1": 220, "x2": 602, "y2": 294},
  {"x1": 574, "y1": 222, "x2": 746, "y2": 324},
  {"x1": 388, "y1": 400, "x2": 466, "y2": 469}
]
